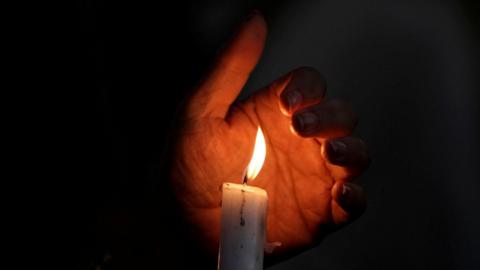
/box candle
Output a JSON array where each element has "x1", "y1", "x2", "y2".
[{"x1": 218, "y1": 127, "x2": 268, "y2": 270}]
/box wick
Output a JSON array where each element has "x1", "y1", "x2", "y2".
[{"x1": 243, "y1": 174, "x2": 248, "y2": 185}]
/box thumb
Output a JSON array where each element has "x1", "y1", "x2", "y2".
[{"x1": 186, "y1": 11, "x2": 267, "y2": 120}]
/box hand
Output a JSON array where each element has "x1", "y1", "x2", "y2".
[{"x1": 169, "y1": 11, "x2": 370, "y2": 265}]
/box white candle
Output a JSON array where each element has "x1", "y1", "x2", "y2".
[
  {"x1": 218, "y1": 127, "x2": 268, "y2": 270},
  {"x1": 218, "y1": 183, "x2": 267, "y2": 270}
]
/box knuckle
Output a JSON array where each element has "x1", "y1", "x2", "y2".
[
  {"x1": 294, "y1": 66, "x2": 321, "y2": 77},
  {"x1": 350, "y1": 137, "x2": 371, "y2": 168},
  {"x1": 293, "y1": 66, "x2": 327, "y2": 87},
  {"x1": 329, "y1": 98, "x2": 351, "y2": 109},
  {"x1": 327, "y1": 99, "x2": 357, "y2": 127}
]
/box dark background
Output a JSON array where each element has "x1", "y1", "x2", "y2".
[{"x1": 70, "y1": 0, "x2": 480, "y2": 269}]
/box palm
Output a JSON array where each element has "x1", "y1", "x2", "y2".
[{"x1": 173, "y1": 90, "x2": 336, "y2": 257}]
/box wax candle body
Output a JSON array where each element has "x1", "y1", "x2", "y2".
[{"x1": 218, "y1": 182, "x2": 268, "y2": 270}]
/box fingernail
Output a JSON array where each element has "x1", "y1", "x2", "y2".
[
  {"x1": 244, "y1": 9, "x2": 262, "y2": 23},
  {"x1": 293, "y1": 112, "x2": 318, "y2": 132},
  {"x1": 342, "y1": 184, "x2": 351, "y2": 196},
  {"x1": 328, "y1": 140, "x2": 347, "y2": 163},
  {"x1": 339, "y1": 183, "x2": 352, "y2": 206},
  {"x1": 286, "y1": 91, "x2": 302, "y2": 113}
]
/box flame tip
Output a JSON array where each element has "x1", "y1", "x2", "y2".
[{"x1": 245, "y1": 126, "x2": 266, "y2": 182}]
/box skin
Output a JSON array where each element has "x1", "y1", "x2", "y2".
[{"x1": 169, "y1": 12, "x2": 370, "y2": 266}]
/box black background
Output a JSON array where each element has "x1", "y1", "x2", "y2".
[{"x1": 68, "y1": 0, "x2": 480, "y2": 269}]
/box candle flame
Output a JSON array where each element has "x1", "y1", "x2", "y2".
[{"x1": 245, "y1": 127, "x2": 266, "y2": 182}]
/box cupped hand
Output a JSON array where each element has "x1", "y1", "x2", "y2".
[{"x1": 170, "y1": 12, "x2": 370, "y2": 265}]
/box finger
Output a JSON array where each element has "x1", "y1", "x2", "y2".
[
  {"x1": 186, "y1": 11, "x2": 267, "y2": 119},
  {"x1": 331, "y1": 182, "x2": 366, "y2": 225},
  {"x1": 277, "y1": 67, "x2": 327, "y2": 116},
  {"x1": 324, "y1": 137, "x2": 370, "y2": 178},
  {"x1": 291, "y1": 98, "x2": 357, "y2": 138}
]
